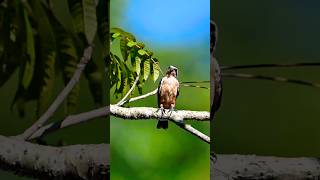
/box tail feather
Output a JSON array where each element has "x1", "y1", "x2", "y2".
[{"x1": 157, "y1": 120, "x2": 168, "y2": 129}]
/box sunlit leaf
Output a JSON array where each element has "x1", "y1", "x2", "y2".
[
  {"x1": 151, "y1": 59, "x2": 160, "y2": 82},
  {"x1": 135, "y1": 56, "x2": 141, "y2": 75},
  {"x1": 127, "y1": 41, "x2": 136, "y2": 47},
  {"x1": 138, "y1": 49, "x2": 147, "y2": 56},
  {"x1": 143, "y1": 59, "x2": 150, "y2": 81}
]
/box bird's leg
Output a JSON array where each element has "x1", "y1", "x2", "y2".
[
  {"x1": 167, "y1": 104, "x2": 174, "y2": 116},
  {"x1": 168, "y1": 104, "x2": 183, "y2": 124},
  {"x1": 158, "y1": 104, "x2": 164, "y2": 119}
]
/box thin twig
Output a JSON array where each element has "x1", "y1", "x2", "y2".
[
  {"x1": 122, "y1": 88, "x2": 158, "y2": 105},
  {"x1": 181, "y1": 81, "x2": 210, "y2": 84},
  {"x1": 19, "y1": 46, "x2": 93, "y2": 140},
  {"x1": 116, "y1": 74, "x2": 140, "y2": 106},
  {"x1": 221, "y1": 62, "x2": 320, "y2": 70},
  {"x1": 222, "y1": 73, "x2": 320, "y2": 88},
  {"x1": 29, "y1": 106, "x2": 109, "y2": 140}
]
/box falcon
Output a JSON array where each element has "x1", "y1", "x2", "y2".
[{"x1": 157, "y1": 65, "x2": 180, "y2": 129}]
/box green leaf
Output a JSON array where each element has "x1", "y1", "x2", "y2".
[
  {"x1": 138, "y1": 49, "x2": 147, "y2": 56},
  {"x1": 152, "y1": 60, "x2": 160, "y2": 82},
  {"x1": 31, "y1": 0, "x2": 57, "y2": 116},
  {"x1": 50, "y1": 0, "x2": 75, "y2": 34},
  {"x1": 120, "y1": 37, "x2": 129, "y2": 61},
  {"x1": 112, "y1": 32, "x2": 121, "y2": 38},
  {"x1": 127, "y1": 41, "x2": 136, "y2": 47},
  {"x1": 116, "y1": 64, "x2": 121, "y2": 89},
  {"x1": 143, "y1": 60, "x2": 150, "y2": 81},
  {"x1": 82, "y1": 0, "x2": 97, "y2": 43},
  {"x1": 57, "y1": 31, "x2": 80, "y2": 114},
  {"x1": 96, "y1": 0, "x2": 108, "y2": 58},
  {"x1": 38, "y1": 52, "x2": 56, "y2": 116},
  {"x1": 22, "y1": 9, "x2": 35, "y2": 90},
  {"x1": 110, "y1": 27, "x2": 124, "y2": 34},
  {"x1": 135, "y1": 56, "x2": 141, "y2": 75}
]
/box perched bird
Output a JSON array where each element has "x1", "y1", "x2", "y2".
[
  {"x1": 211, "y1": 20, "x2": 222, "y2": 161},
  {"x1": 157, "y1": 65, "x2": 180, "y2": 129},
  {"x1": 211, "y1": 20, "x2": 222, "y2": 119}
]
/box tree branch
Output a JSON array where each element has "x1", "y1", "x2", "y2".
[
  {"x1": 173, "y1": 123, "x2": 210, "y2": 143},
  {"x1": 20, "y1": 46, "x2": 93, "y2": 140},
  {"x1": 29, "y1": 106, "x2": 109, "y2": 140},
  {"x1": 110, "y1": 105, "x2": 209, "y2": 121},
  {"x1": 212, "y1": 154, "x2": 320, "y2": 180},
  {"x1": 0, "y1": 135, "x2": 109, "y2": 179},
  {"x1": 122, "y1": 88, "x2": 158, "y2": 105},
  {"x1": 28, "y1": 104, "x2": 209, "y2": 143},
  {"x1": 110, "y1": 105, "x2": 210, "y2": 143}
]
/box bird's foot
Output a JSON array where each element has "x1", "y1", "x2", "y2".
[
  {"x1": 167, "y1": 107, "x2": 176, "y2": 117},
  {"x1": 156, "y1": 106, "x2": 165, "y2": 119}
]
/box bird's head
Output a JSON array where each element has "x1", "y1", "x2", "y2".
[{"x1": 166, "y1": 65, "x2": 178, "y2": 78}]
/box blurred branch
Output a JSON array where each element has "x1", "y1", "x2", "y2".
[
  {"x1": 19, "y1": 46, "x2": 93, "y2": 140},
  {"x1": 222, "y1": 73, "x2": 320, "y2": 88},
  {"x1": 29, "y1": 106, "x2": 109, "y2": 140},
  {"x1": 116, "y1": 74, "x2": 140, "y2": 106},
  {"x1": 211, "y1": 154, "x2": 320, "y2": 180},
  {"x1": 0, "y1": 135, "x2": 109, "y2": 179},
  {"x1": 221, "y1": 62, "x2": 320, "y2": 70}
]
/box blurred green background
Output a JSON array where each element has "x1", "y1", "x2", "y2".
[
  {"x1": 110, "y1": 0, "x2": 210, "y2": 179},
  {"x1": 213, "y1": 1, "x2": 320, "y2": 157}
]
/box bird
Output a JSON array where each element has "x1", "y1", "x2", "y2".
[
  {"x1": 211, "y1": 20, "x2": 222, "y2": 162},
  {"x1": 211, "y1": 20, "x2": 222, "y2": 119},
  {"x1": 157, "y1": 65, "x2": 180, "y2": 129}
]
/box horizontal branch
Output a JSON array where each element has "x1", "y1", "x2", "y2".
[
  {"x1": 0, "y1": 135, "x2": 109, "y2": 179},
  {"x1": 110, "y1": 105, "x2": 210, "y2": 143},
  {"x1": 212, "y1": 154, "x2": 320, "y2": 180},
  {"x1": 28, "y1": 105, "x2": 209, "y2": 141},
  {"x1": 110, "y1": 105, "x2": 209, "y2": 121}
]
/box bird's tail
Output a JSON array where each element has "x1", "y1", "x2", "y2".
[{"x1": 157, "y1": 119, "x2": 168, "y2": 129}]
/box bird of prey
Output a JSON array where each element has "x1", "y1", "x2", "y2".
[
  {"x1": 211, "y1": 20, "x2": 222, "y2": 162},
  {"x1": 211, "y1": 20, "x2": 222, "y2": 119},
  {"x1": 157, "y1": 65, "x2": 180, "y2": 129}
]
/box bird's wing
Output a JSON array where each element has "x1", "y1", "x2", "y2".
[
  {"x1": 176, "y1": 80, "x2": 180, "y2": 98},
  {"x1": 157, "y1": 77, "x2": 164, "y2": 107}
]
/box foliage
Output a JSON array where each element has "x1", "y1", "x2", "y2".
[
  {"x1": 0, "y1": 0, "x2": 107, "y2": 117},
  {"x1": 110, "y1": 27, "x2": 161, "y2": 97}
]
